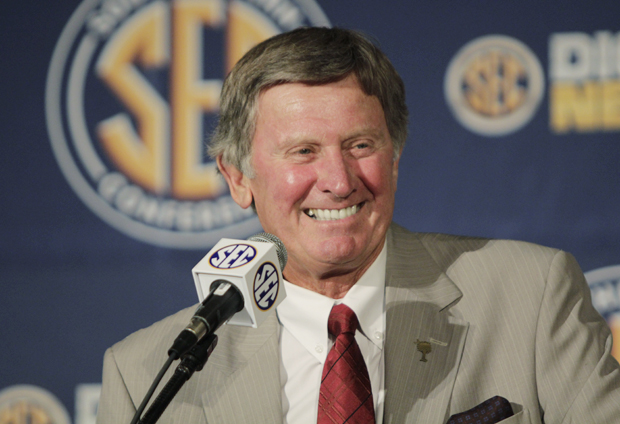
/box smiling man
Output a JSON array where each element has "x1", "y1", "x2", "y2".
[{"x1": 97, "y1": 27, "x2": 620, "y2": 424}]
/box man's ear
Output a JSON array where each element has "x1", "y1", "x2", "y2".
[
  {"x1": 217, "y1": 156, "x2": 253, "y2": 209},
  {"x1": 391, "y1": 147, "x2": 403, "y2": 192}
]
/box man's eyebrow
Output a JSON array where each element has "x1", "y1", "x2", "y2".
[
  {"x1": 342, "y1": 127, "x2": 389, "y2": 143},
  {"x1": 275, "y1": 126, "x2": 388, "y2": 150}
]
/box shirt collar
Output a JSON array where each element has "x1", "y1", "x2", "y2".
[{"x1": 276, "y1": 241, "x2": 387, "y2": 362}]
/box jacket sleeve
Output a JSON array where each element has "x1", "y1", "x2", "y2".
[{"x1": 535, "y1": 251, "x2": 620, "y2": 423}]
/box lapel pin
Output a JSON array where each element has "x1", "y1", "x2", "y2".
[{"x1": 416, "y1": 339, "x2": 432, "y2": 362}]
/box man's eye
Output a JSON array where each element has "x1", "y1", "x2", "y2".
[
  {"x1": 298, "y1": 148, "x2": 312, "y2": 155},
  {"x1": 352, "y1": 142, "x2": 372, "y2": 151}
]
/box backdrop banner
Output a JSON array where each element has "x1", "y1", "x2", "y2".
[{"x1": 2, "y1": 1, "x2": 619, "y2": 422}]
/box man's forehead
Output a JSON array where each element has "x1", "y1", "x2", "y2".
[{"x1": 256, "y1": 76, "x2": 379, "y2": 115}]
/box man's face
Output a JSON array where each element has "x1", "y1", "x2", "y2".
[{"x1": 224, "y1": 75, "x2": 400, "y2": 285}]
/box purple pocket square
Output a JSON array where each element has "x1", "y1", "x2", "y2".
[{"x1": 447, "y1": 396, "x2": 514, "y2": 424}]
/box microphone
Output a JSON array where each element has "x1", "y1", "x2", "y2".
[{"x1": 168, "y1": 233, "x2": 287, "y2": 358}]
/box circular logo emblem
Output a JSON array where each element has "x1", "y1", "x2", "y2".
[
  {"x1": 253, "y1": 261, "x2": 280, "y2": 310},
  {"x1": 46, "y1": 0, "x2": 330, "y2": 249},
  {"x1": 209, "y1": 243, "x2": 256, "y2": 269},
  {"x1": 444, "y1": 35, "x2": 545, "y2": 136},
  {"x1": 0, "y1": 385, "x2": 71, "y2": 424},
  {"x1": 585, "y1": 265, "x2": 620, "y2": 362}
]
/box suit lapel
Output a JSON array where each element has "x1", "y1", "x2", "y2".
[
  {"x1": 384, "y1": 225, "x2": 469, "y2": 424},
  {"x1": 199, "y1": 312, "x2": 282, "y2": 422}
]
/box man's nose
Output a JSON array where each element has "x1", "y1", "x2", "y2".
[{"x1": 315, "y1": 151, "x2": 356, "y2": 199}]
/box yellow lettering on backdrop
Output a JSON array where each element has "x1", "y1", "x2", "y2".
[
  {"x1": 463, "y1": 51, "x2": 526, "y2": 117},
  {"x1": 499, "y1": 54, "x2": 527, "y2": 112},
  {"x1": 609, "y1": 315, "x2": 620, "y2": 363},
  {"x1": 171, "y1": 0, "x2": 225, "y2": 199},
  {"x1": 97, "y1": 0, "x2": 282, "y2": 199},
  {"x1": 171, "y1": 0, "x2": 278, "y2": 199},
  {"x1": 96, "y1": 2, "x2": 169, "y2": 194},
  {"x1": 0, "y1": 401, "x2": 51, "y2": 424},
  {"x1": 550, "y1": 81, "x2": 602, "y2": 132},
  {"x1": 226, "y1": 0, "x2": 279, "y2": 73},
  {"x1": 602, "y1": 80, "x2": 620, "y2": 130}
]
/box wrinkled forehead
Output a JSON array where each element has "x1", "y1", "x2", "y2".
[{"x1": 253, "y1": 76, "x2": 384, "y2": 129}]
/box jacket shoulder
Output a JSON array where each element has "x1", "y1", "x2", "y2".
[
  {"x1": 389, "y1": 222, "x2": 561, "y2": 273},
  {"x1": 110, "y1": 305, "x2": 197, "y2": 373}
]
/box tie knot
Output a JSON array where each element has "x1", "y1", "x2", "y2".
[{"x1": 328, "y1": 304, "x2": 359, "y2": 337}]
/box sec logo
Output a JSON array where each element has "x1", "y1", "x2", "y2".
[
  {"x1": 209, "y1": 243, "x2": 256, "y2": 269},
  {"x1": 45, "y1": 0, "x2": 330, "y2": 248},
  {"x1": 253, "y1": 261, "x2": 279, "y2": 310},
  {"x1": 0, "y1": 385, "x2": 71, "y2": 424},
  {"x1": 444, "y1": 35, "x2": 544, "y2": 136},
  {"x1": 585, "y1": 265, "x2": 620, "y2": 362}
]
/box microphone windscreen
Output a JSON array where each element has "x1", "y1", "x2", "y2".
[{"x1": 247, "y1": 232, "x2": 287, "y2": 270}]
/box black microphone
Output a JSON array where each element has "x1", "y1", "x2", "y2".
[
  {"x1": 168, "y1": 233, "x2": 287, "y2": 358},
  {"x1": 168, "y1": 280, "x2": 242, "y2": 358}
]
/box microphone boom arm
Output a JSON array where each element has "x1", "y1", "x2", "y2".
[{"x1": 139, "y1": 334, "x2": 219, "y2": 424}]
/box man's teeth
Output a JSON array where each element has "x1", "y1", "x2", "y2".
[{"x1": 306, "y1": 204, "x2": 359, "y2": 221}]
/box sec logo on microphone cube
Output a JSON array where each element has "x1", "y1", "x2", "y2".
[
  {"x1": 253, "y1": 262, "x2": 280, "y2": 311},
  {"x1": 209, "y1": 244, "x2": 257, "y2": 269}
]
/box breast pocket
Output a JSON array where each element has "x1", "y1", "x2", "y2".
[{"x1": 499, "y1": 407, "x2": 530, "y2": 423}]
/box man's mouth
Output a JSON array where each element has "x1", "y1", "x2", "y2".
[{"x1": 304, "y1": 203, "x2": 363, "y2": 221}]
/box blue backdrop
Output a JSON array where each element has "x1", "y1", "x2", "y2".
[{"x1": 2, "y1": 1, "x2": 619, "y2": 422}]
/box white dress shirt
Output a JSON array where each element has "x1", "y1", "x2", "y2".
[{"x1": 276, "y1": 243, "x2": 387, "y2": 424}]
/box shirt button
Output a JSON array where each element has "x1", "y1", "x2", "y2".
[
  {"x1": 374, "y1": 331, "x2": 384, "y2": 340},
  {"x1": 315, "y1": 345, "x2": 324, "y2": 353}
]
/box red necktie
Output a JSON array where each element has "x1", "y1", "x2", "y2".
[{"x1": 318, "y1": 304, "x2": 376, "y2": 424}]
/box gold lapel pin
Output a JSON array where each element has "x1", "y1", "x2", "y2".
[{"x1": 416, "y1": 339, "x2": 432, "y2": 362}]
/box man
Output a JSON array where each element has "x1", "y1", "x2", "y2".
[{"x1": 97, "y1": 27, "x2": 620, "y2": 423}]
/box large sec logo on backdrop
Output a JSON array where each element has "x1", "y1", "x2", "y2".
[{"x1": 45, "y1": 0, "x2": 330, "y2": 249}]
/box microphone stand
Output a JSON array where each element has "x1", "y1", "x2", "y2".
[{"x1": 138, "y1": 334, "x2": 219, "y2": 424}]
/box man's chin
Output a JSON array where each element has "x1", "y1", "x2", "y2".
[{"x1": 309, "y1": 239, "x2": 370, "y2": 268}]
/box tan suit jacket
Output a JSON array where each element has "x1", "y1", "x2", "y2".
[{"x1": 97, "y1": 223, "x2": 620, "y2": 423}]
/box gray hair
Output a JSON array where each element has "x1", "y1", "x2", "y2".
[{"x1": 207, "y1": 26, "x2": 408, "y2": 176}]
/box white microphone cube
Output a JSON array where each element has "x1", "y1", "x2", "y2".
[{"x1": 192, "y1": 238, "x2": 286, "y2": 328}]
